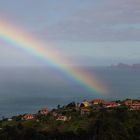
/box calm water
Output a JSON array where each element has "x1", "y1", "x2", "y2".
[{"x1": 0, "y1": 66, "x2": 140, "y2": 117}]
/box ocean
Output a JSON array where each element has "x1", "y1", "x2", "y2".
[{"x1": 0, "y1": 66, "x2": 140, "y2": 117}]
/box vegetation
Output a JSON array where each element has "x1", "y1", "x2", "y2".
[{"x1": 0, "y1": 101, "x2": 140, "y2": 140}]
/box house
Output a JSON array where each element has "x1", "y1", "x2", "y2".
[
  {"x1": 124, "y1": 99, "x2": 133, "y2": 106},
  {"x1": 76, "y1": 102, "x2": 80, "y2": 111},
  {"x1": 80, "y1": 101, "x2": 90, "y2": 108},
  {"x1": 81, "y1": 109, "x2": 90, "y2": 115},
  {"x1": 52, "y1": 111, "x2": 58, "y2": 117},
  {"x1": 38, "y1": 107, "x2": 49, "y2": 115},
  {"x1": 130, "y1": 101, "x2": 140, "y2": 110},
  {"x1": 104, "y1": 102, "x2": 120, "y2": 108},
  {"x1": 90, "y1": 99, "x2": 105, "y2": 105},
  {"x1": 23, "y1": 114, "x2": 34, "y2": 120},
  {"x1": 124, "y1": 99, "x2": 140, "y2": 110},
  {"x1": 8, "y1": 118, "x2": 12, "y2": 121},
  {"x1": 56, "y1": 115, "x2": 69, "y2": 121}
]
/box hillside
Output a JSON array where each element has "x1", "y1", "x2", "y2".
[{"x1": 0, "y1": 99, "x2": 140, "y2": 140}]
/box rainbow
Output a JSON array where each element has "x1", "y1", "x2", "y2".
[{"x1": 0, "y1": 20, "x2": 108, "y2": 95}]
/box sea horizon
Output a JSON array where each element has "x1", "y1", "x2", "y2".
[{"x1": 0, "y1": 66, "x2": 140, "y2": 117}]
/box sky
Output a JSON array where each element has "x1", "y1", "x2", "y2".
[{"x1": 0, "y1": 0, "x2": 140, "y2": 66}]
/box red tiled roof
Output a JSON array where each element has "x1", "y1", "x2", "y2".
[
  {"x1": 90, "y1": 99, "x2": 105, "y2": 104},
  {"x1": 133, "y1": 101, "x2": 140, "y2": 105},
  {"x1": 40, "y1": 107, "x2": 49, "y2": 111},
  {"x1": 23, "y1": 114, "x2": 34, "y2": 119},
  {"x1": 105, "y1": 102, "x2": 120, "y2": 106},
  {"x1": 39, "y1": 107, "x2": 49, "y2": 112},
  {"x1": 125, "y1": 100, "x2": 140, "y2": 106}
]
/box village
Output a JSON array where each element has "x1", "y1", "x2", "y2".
[
  {"x1": 21, "y1": 98, "x2": 140, "y2": 122},
  {"x1": 0, "y1": 98, "x2": 140, "y2": 140}
]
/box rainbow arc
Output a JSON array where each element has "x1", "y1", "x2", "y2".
[{"x1": 0, "y1": 20, "x2": 108, "y2": 95}]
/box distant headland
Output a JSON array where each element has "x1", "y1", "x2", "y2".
[{"x1": 110, "y1": 63, "x2": 140, "y2": 69}]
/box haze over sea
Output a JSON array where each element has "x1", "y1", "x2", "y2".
[{"x1": 0, "y1": 66, "x2": 139, "y2": 117}]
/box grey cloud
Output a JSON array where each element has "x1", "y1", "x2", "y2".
[{"x1": 40, "y1": 0, "x2": 140, "y2": 41}]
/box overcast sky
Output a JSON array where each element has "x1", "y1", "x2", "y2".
[{"x1": 0, "y1": 0, "x2": 140, "y2": 66}]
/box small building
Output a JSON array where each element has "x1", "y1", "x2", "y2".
[
  {"x1": 104, "y1": 102, "x2": 120, "y2": 108},
  {"x1": 38, "y1": 107, "x2": 49, "y2": 115},
  {"x1": 23, "y1": 114, "x2": 34, "y2": 120},
  {"x1": 52, "y1": 111, "x2": 58, "y2": 117},
  {"x1": 76, "y1": 102, "x2": 80, "y2": 111},
  {"x1": 81, "y1": 109, "x2": 90, "y2": 115},
  {"x1": 8, "y1": 118, "x2": 12, "y2": 121},
  {"x1": 90, "y1": 99, "x2": 105, "y2": 105},
  {"x1": 80, "y1": 101, "x2": 90, "y2": 109},
  {"x1": 124, "y1": 99, "x2": 140, "y2": 110},
  {"x1": 130, "y1": 101, "x2": 140, "y2": 110},
  {"x1": 124, "y1": 99, "x2": 133, "y2": 106},
  {"x1": 56, "y1": 115, "x2": 68, "y2": 121}
]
